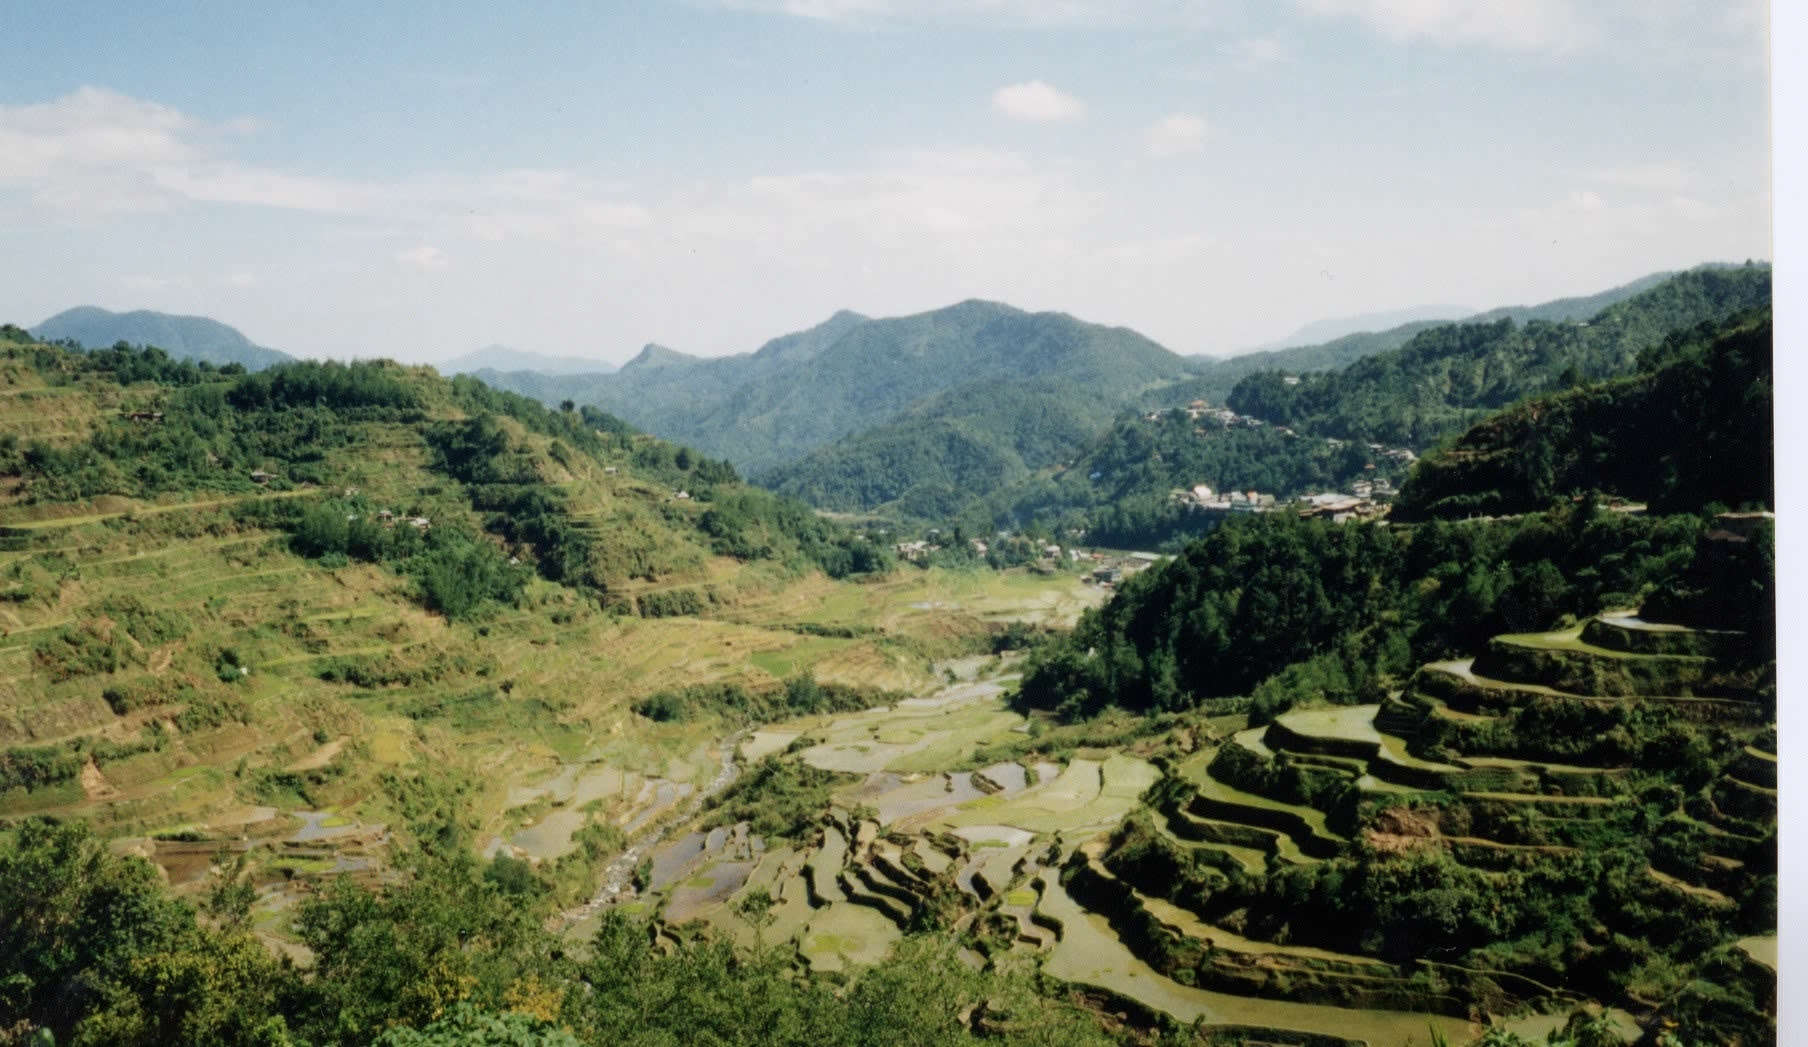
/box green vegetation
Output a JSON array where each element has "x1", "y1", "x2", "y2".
[
  {"x1": 1, "y1": 341, "x2": 887, "y2": 624},
  {"x1": 1016, "y1": 506, "x2": 1703, "y2": 722},
  {"x1": 977, "y1": 410, "x2": 1409, "y2": 549},
  {"x1": 1225, "y1": 265, "x2": 1769, "y2": 447},
  {"x1": 701, "y1": 755, "x2": 851, "y2": 840},
  {"x1": 0, "y1": 817, "x2": 1118, "y2": 1047},
  {"x1": 484, "y1": 299, "x2": 1195, "y2": 477},
  {"x1": 1394, "y1": 309, "x2": 1771, "y2": 520},
  {"x1": 32, "y1": 305, "x2": 295, "y2": 371},
  {"x1": 634, "y1": 674, "x2": 898, "y2": 726},
  {"x1": 762, "y1": 377, "x2": 1112, "y2": 519},
  {"x1": 1148, "y1": 268, "x2": 1680, "y2": 411}
]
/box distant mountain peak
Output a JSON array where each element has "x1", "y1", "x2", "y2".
[
  {"x1": 621, "y1": 343, "x2": 701, "y2": 372},
  {"x1": 1260, "y1": 304, "x2": 1477, "y2": 350},
  {"x1": 31, "y1": 306, "x2": 292, "y2": 371},
  {"x1": 439, "y1": 344, "x2": 615, "y2": 376}
]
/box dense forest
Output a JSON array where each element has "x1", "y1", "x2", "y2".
[
  {"x1": 760, "y1": 377, "x2": 1111, "y2": 520},
  {"x1": 1017, "y1": 301, "x2": 1774, "y2": 723},
  {"x1": 484, "y1": 301, "x2": 1194, "y2": 477},
  {"x1": 1393, "y1": 309, "x2": 1771, "y2": 520},
  {"x1": 1223, "y1": 266, "x2": 1769, "y2": 447},
  {"x1": 1016, "y1": 506, "x2": 1733, "y2": 722}
]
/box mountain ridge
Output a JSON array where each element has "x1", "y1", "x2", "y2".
[
  {"x1": 32, "y1": 306, "x2": 294, "y2": 371},
  {"x1": 438, "y1": 344, "x2": 617, "y2": 376}
]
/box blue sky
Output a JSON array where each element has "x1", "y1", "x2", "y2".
[{"x1": 0, "y1": 0, "x2": 1774, "y2": 362}]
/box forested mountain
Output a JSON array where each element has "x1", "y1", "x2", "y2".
[
  {"x1": 1154, "y1": 267, "x2": 1692, "y2": 410},
  {"x1": 760, "y1": 377, "x2": 1113, "y2": 519},
  {"x1": 960, "y1": 267, "x2": 1770, "y2": 548},
  {"x1": 480, "y1": 302, "x2": 1193, "y2": 476},
  {"x1": 1225, "y1": 265, "x2": 1771, "y2": 446},
  {"x1": 1395, "y1": 308, "x2": 1772, "y2": 520},
  {"x1": 32, "y1": 306, "x2": 295, "y2": 371}
]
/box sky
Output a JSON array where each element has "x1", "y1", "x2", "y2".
[{"x1": 0, "y1": 0, "x2": 1775, "y2": 364}]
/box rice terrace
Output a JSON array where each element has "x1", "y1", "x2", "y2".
[{"x1": 0, "y1": 5, "x2": 1781, "y2": 1045}]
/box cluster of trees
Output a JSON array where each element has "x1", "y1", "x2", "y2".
[
  {"x1": 633, "y1": 674, "x2": 897, "y2": 726},
  {"x1": 1016, "y1": 506, "x2": 1705, "y2": 723},
  {"x1": 0, "y1": 354, "x2": 423, "y2": 501},
  {"x1": 250, "y1": 496, "x2": 528, "y2": 622},
  {"x1": 0, "y1": 818, "x2": 1117, "y2": 1047},
  {"x1": 695, "y1": 489, "x2": 895, "y2": 578}
]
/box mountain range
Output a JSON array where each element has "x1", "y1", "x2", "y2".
[
  {"x1": 477, "y1": 302, "x2": 1193, "y2": 478},
  {"x1": 437, "y1": 344, "x2": 617, "y2": 376}
]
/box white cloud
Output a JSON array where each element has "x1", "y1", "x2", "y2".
[
  {"x1": 396, "y1": 245, "x2": 451, "y2": 271},
  {"x1": 991, "y1": 81, "x2": 1087, "y2": 123},
  {"x1": 1144, "y1": 113, "x2": 1209, "y2": 156},
  {"x1": 657, "y1": 147, "x2": 1098, "y2": 260},
  {"x1": 0, "y1": 86, "x2": 201, "y2": 214},
  {"x1": 153, "y1": 166, "x2": 387, "y2": 213},
  {"x1": 0, "y1": 86, "x2": 200, "y2": 179},
  {"x1": 1298, "y1": 0, "x2": 1588, "y2": 51},
  {"x1": 1224, "y1": 37, "x2": 1290, "y2": 70}
]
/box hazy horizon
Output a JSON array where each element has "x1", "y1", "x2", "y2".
[{"x1": 0, "y1": 2, "x2": 1774, "y2": 366}]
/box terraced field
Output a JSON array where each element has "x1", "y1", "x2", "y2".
[
  {"x1": 0, "y1": 457, "x2": 1108, "y2": 952},
  {"x1": 0, "y1": 411, "x2": 1770, "y2": 1045}
]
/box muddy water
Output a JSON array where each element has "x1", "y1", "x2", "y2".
[
  {"x1": 1037, "y1": 871, "x2": 1478, "y2": 1045},
  {"x1": 860, "y1": 772, "x2": 991, "y2": 825},
  {"x1": 665, "y1": 861, "x2": 755, "y2": 924},
  {"x1": 511, "y1": 809, "x2": 587, "y2": 860}
]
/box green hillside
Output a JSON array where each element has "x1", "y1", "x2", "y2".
[
  {"x1": 973, "y1": 407, "x2": 1411, "y2": 549},
  {"x1": 1226, "y1": 265, "x2": 1771, "y2": 446},
  {"x1": 760, "y1": 377, "x2": 1112, "y2": 519},
  {"x1": 1157, "y1": 267, "x2": 1684, "y2": 410},
  {"x1": 1395, "y1": 309, "x2": 1772, "y2": 520},
  {"x1": 993, "y1": 280, "x2": 1777, "y2": 1040},
  {"x1": 33, "y1": 306, "x2": 295, "y2": 371},
  {"x1": 758, "y1": 268, "x2": 1754, "y2": 536},
  {"x1": 482, "y1": 301, "x2": 1194, "y2": 476}
]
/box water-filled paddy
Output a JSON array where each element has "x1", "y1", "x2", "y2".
[
  {"x1": 799, "y1": 902, "x2": 900, "y2": 972},
  {"x1": 1036, "y1": 871, "x2": 1477, "y2": 1044}
]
